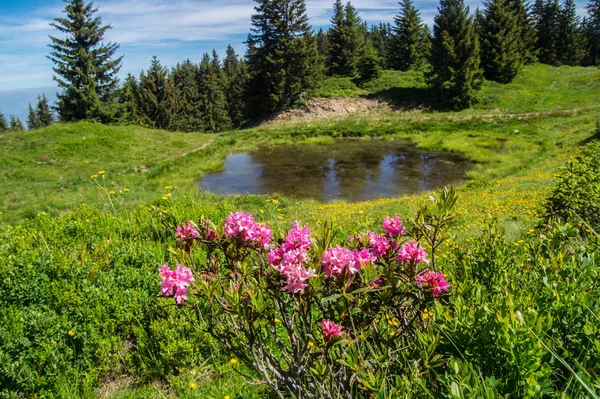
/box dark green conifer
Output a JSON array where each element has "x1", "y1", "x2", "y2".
[
  {"x1": 9, "y1": 116, "x2": 25, "y2": 132},
  {"x1": 36, "y1": 95, "x2": 55, "y2": 127},
  {"x1": 316, "y1": 28, "x2": 330, "y2": 64},
  {"x1": 197, "y1": 52, "x2": 231, "y2": 133},
  {"x1": 344, "y1": 2, "x2": 366, "y2": 75},
  {"x1": 369, "y1": 23, "x2": 392, "y2": 69},
  {"x1": 223, "y1": 45, "x2": 249, "y2": 127},
  {"x1": 27, "y1": 104, "x2": 40, "y2": 130},
  {"x1": 585, "y1": 0, "x2": 600, "y2": 65},
  {"x1": 557, "y1": 0, "x2": 585, "y2": 65},
  {"x1": 358, "y1": 49, "x2": 382, "y2": 82},
  {"x1": 0, "y1": 112, "x2": 8, "y2": 132},
  {"x1": 327, "y1": 0, "x2": 366, "y2": 76},
  {"x1": 48, "y1": 0, "x2": 123, "y2": 122},
  {"x1": 429, "y1": 0, "x2": 483, "y2": 110},
  {"x1": 327, "y1": 0, "x2": 350, "y2": 75},
  {"x1": 171, "y1": 60, "x2": 202, "y2": 132},
  {"x1": 117, "y1": 74, "x2": 142, "y2": 125},
  {"x1": 246, "y1": 0, "x2": 321, "y2": 114},
  {"x1": 508, "y1": 0, "x2": 538, "y2": 63},
  {"x1": 479, "y1": 0, "x2": 524, "y2": 83},
  {"x1": 532, "y1": 0, "x2": 562, "y2": 64},
  {"x1": 391, "y1": 0, "x2": 430, "y2": 71},
  {"x1": 138, "y1": 56, "x2": 176, "y2": 130}
]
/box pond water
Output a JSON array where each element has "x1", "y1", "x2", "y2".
[{"x1": 198, "y1": 139, "x2": 472, "y2": 202}]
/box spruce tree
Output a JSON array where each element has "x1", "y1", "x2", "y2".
[
  {"x1": 48, "y1": 0, "x2": 123, "y2": 122},
  {"x1": 327, "y1": 0, "x2": 350, "y2": 75},
  {"x1": 138, "y1": 56, "x2": 176, "y2": 130},
  {"x1": 479, "y1": 0, "x2": 524, "y2": 83},
  {"x1": 197, "y1": 52, "x2": 231, "y2": 133},
  {"x1": 344, "y1": 2, "x2": 366, "y2": 75},
  {"x1": 391, "y1": 0, "x2": 430, "y2": 71},
  {"x1": 36, "y1": 95, "x2": 55, "y2": 127},
  {"x1": 246, "y1": 0, "x2": 321, "y2": 114},
  {"x1": 532, "y1": 0, "x2": 562, "y2": 64},
  {"x1": 557, "y1": 0, "x2": 585, "y2": 65},
  {"x1": 429, "y1": 0, "x2": 483, "y2": 110},
  {"x1": 316, "y1": 28, "x2": 330, "y2": 64},
  {"x1": 0, "y1": 112, "x2": 7, "y2": 132},
  {"x1": 585, "y1": 0, "x2": 600, "y2": 65},
  {"x1": 223, "y1": 45, "x2": 249, "y2": 127},
  {"x1": 9, "y1": 116, "x2": 25, "y2": 132},
  {"x1": 117, "y1": 74, "x2": 141, "y2": 125},
  {"x1": 171, "y1": 60, "x2": 202, "y2": 132},
  {"x1": 509, "y1": 0, "x2": 538, "y2": 63},
  {"x1": 27, "y1": 104, "x2": 40, "y2": 130},
  {"x1": 369, "y1": 23, "x2": 393, "y2": 69}
]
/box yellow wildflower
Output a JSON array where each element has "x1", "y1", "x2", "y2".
[
  {"x1": 307, "y1": 341, "x2": 314, "y2": 349},
  {"x1": 98, "y1": 170, "x2": 105, "y2": 175},
  {"x1": 50, "y1": 339, "x2": 56, "y2": 345},
  {"x1": 164, "y1": 185, "x2": 173, "y2": 190},
  {"x1": 274, "y1": 318, "x2": 280, "y2": 323},
  {"x1": 108, "y1": 190, "x2": 115, "y2": 195},
  {"x1": 225, "y1": 396, "x2": 231, "y2": 399},
  {"x1": 123, "y1": 188, "x2": 130, "y2": 193},
  {"x1": 90, "y1": 174, "x2": 98, "y2": 179},
  {"x1": 230, "y1": 358, "x2": 238, "y2": 365},
  {"x1": 189, "y1": 382, "x2": 197, "y2": 389},
  {"x1": 68, "y1": 330, "x2": 75, "y2": 337},
  {"x1": 272, "y1": 199, "x2": 279, "y2": 204}
]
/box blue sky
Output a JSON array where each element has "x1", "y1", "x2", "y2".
[{"x1": 0, "y1": 0, "x2": 589, "y2": 122}]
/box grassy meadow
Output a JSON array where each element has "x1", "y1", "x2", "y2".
[{"x1": 1, "y1": 64, "x2": 600, "y2": 398}]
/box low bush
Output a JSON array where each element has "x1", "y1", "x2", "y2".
[{"x1": 543, "y1": 140, "x2": 600, "y2": 229}]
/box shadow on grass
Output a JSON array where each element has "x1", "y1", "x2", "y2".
[{"x1": 364, "y1": 86, "x2": 446, "y2": 112}]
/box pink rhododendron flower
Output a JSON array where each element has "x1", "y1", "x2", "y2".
[
  {"x1": 204, "y1": 228, "x2": 217, "y2": 240},
  {"x1": 321, "y1": 246, "x2": 355, "y2": 277},
  {"x1": 268, "y1": 247, "x2": 284, "y2": 267},
  {"x1": 396, "y1": 241, "x2": 430, "y2": 265},
  {"x1": 268, "y1": 221, "x2": 315, "y2": 294},
  {"x1": 282, "y1": 221, "x2": 312, "y2": 251},
  {"x1": 382, "y1": 216, "x2": 405, "y2": 238},
  {"x1": 358, "y1": 231, "x2": 390, "y2": 259},
  {"x1": 176, "y1": 221, "x2": 200, "y2": 245},
  {"x1": 320, "y1": 319, "x2": 343, "y2": 341},
  {"x1": 159, "y1": 262, "x2": 195, "y2": 304},
  {"x1": 349, "y1": 248, "x2": 376, "y2": 274},
  {"x1": 257, "y1": 224, "x2": 273, "y2": 249},
  {"x1": 416, "y1": 270, "x2": 449, "y2": 297},
  {"x1": 284, "y1": 266, "x2": 316, "y2": 293},
  {"x1": 224, "y1": 212, "x2": 272, "y2": 248}
]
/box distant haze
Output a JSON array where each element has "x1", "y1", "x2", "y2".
[{"x1": 0, "y1": 87, "x2": 58, "y2": 128}]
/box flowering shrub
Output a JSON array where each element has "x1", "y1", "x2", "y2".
[{"x1": 158, "y1": 189, "x2": 457, "y2": 398}]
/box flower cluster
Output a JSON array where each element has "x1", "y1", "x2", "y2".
[
  {"x1": 321, "y1": 246, "x2": 375, "y2": 277},
  {"x1": 224, "y1": 212, "x2": 272, "y2": 249},
  {"x1": 357, "y1": 231, "x2": 391, "y2": 259},
  {"x1": 320, "y1": 319, "x2": 343, "y2": 341},
  {"x1": 176, "y1": 221, "x2": 200, "y2": 246},
  {"x1": 416, "y1": 270, "x2": 450, "y2": 297},
  {"x1": 268, "y1": 221, "x2": 315, "y2": 293},
  {"x1": 382, "y1": 216, "x2": 405, "y2": 238},
  {"x1": 397, "y1": 241, "x2": 429, "y2": 265},
  {"x1": 159, "y1": 262, "x2": 195, "y2": 304}
]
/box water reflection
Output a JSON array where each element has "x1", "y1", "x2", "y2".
[{"x1": 198, "y1": 139, "x2": 472, "y2": 202}]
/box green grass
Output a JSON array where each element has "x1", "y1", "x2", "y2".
[{"x1": 309, "y1": 64, "x2": 600, "y2": 114}]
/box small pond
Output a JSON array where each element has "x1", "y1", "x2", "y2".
[{"x1": 198, "y1": 139, "x2": 472, "y2": 202}]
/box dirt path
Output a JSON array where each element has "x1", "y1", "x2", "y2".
[{"x1": 179, "y1": 139, "x2": 215, "y2": 158}]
